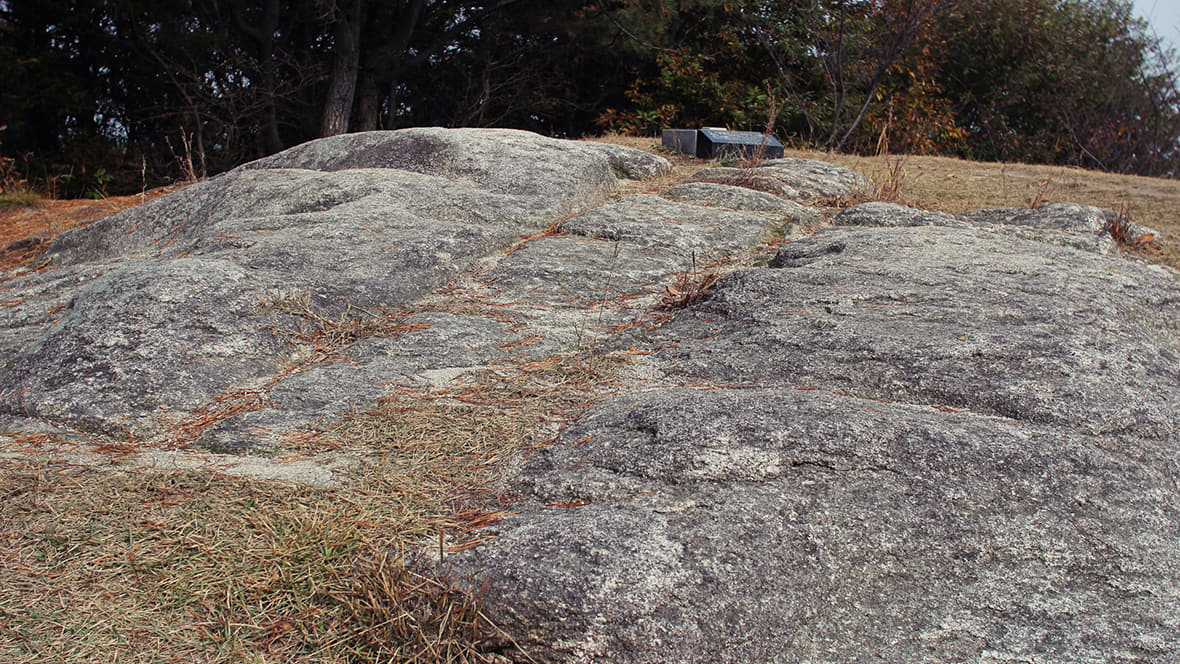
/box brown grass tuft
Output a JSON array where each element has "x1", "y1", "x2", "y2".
[
  {"x1": 330, "y1": 545, "x2": 519, "y2": 663},
  {"x1": 658, "y1": 253, "x2": 721, "y2": 310},
  {"x1": 872, "y1": 155, "x2": 908, "y2": 204},
  {"x1": 261, "y1": 290, "x2": 431, "y2": 366},
  {"x1": 868, "y1": 112, "x2": 908, "y2": 205},
  {"x1": 1106, "y1": 205, "x2": 1156, "y2": 248}
]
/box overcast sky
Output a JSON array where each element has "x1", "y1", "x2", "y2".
[{"x1": 1132, "y1": 0, "x2": 1180, "y2": 48}]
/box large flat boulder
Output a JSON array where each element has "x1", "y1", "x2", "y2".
[
  {"x1": 834, "y1": 201, "x2": 1160, "y2": 255},
  {"x1": 0, "y1": 129, "x2": 672, "y2": 445},
  {"x1": 556, "y1": 194, "x2": 796, "y2": 255},
  {"x1": 444, "y1": 210, "x2": 1180, "y2": 662},
  {"x1": 238, "y1": 127, "x2": 659, "y2": 220},
  {"x1": 456, "y1": 386, "x2": 1178, "y2": 663},
  {"x1": 660, "y1": 226, "x2": 1179, "y2": 436},
  {"x1": 661, "y1": 181, "x2": 822, "y2": 219}
]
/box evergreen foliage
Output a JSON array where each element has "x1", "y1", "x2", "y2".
[{"x1": 0, "y1": 0, "x2": 1176, "y2": 196}]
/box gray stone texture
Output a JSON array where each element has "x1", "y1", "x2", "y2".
[
  {"x1": 1, "y1": 127, "x2": 1177, "y2": 663},
  {"x1": 0, "y1": 129, "x2": 672, "y2": 443},
  {"x1": 687, "y1": 157, "x2": 874, "y2": 203},
  {"x1": 556, "y1": 194, "x2": 790, "y2": 255},
  {"x1": 661, "y1": 181, "x2": 822, "y2": 218},
  {"x1": 2, "y1": 258, "x2": 280, "y2": 439},
  {"x1": 657, "y1": 226, "x2": 1179, "y2": 437},
  {"x1": 443, "y1": 199, "x2": 1180, "y2": 662},
  {"x1": 456, "y1": 386, "x2": 1179, "y2": 663},
  {"x1": 834, "y1": 201, "x2": 1162, "y2": 256}
]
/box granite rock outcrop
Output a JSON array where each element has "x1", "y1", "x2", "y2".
[{"x1": 1, "y1": 128, "x2": 1176, "y2": 663}]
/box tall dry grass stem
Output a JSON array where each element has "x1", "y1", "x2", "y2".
[
  {"x1": 741, "y1": 85, "x2": 781, "y2": 170},
  {"x1": 166, "y1": 127, "x2": 204, "y2": 184},
  {"x1": 871, "y1": 109, "x2": 908, "y2": 203},
  {"x1": 574, "y1": 241, "x2": 623, "y2": 369}
]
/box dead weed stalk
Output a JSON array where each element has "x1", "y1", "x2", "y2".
[
  {"x1": 0, "y1": 131, "x2": 39, "y2": 210},
  {"x1": 871, "y1": 111, "x2": 907, "y2": 204},
  {"x1": 739, "y1": 85, "x2": 781, "y2": 171},
  {"x1": 1027, "y1": 172, "x2": 1054, "y2": 209},
  {"x1": 574, "y1": 241, "x2": 623, "y2": 368},
  {"x1": 165, "y1": 126, "x2": 205, "y2": 183},
  {"x1": 1106, "y1": 204, "x2": 1158, "y2": 251},
  {"x1": 659, "y1": 252, "x2": 721, "y2": 310},
  {"x1": 715, "y1": 88, "x2": 784, "y2": 195}
]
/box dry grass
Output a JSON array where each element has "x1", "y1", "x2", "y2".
[
  {"x1": 596, "y1": 136, "x2": 1180, "y2": 234},
  {"x1": 1, "y1": 465, "x2": 366, "y2": 663},
  {"x1": 0, "y1": 148, "x2": 41, "y2": 211},
  {"x1": 0, "y1": 186, "x2": 42, "y2": 211},
  {"x1": 657, "y1": 252, "x2": 722, "y2": 311},
  {"x1": 0, "y1": 460, "x2": 510, "y2": 664},
  {"x1": 0, "y1": 186, "x2": 182, "y2": 273},
  {"x1": 1, "y1": 350, "x2": 620, "y2": 664},
  {"x1": 260, "y1": 291, "x2": 432, "y2": 367}
]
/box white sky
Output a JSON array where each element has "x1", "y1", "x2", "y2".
[{"x1": 1132, "y1": 0, "x2": 1180, "y2": 48}]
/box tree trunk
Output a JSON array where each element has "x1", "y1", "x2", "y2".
[
  {"x1": 369, "y1": 0, "x2": 519, "y2": 130},
  {"x1": 365, "y1": 0, "x2": 425, "y2": 130},
  {"x1": 355, "y1": 69, "x2": 379, "y2": 131},
  {"x1": 258, "y1": 0, "x2": 283, "y2": 153},
  {"x1": 320, "y1": 0, "x2": 365, "y2": 137},
  {"x1": 233, "y1": 0, "x2": 283, "y2": 153}
]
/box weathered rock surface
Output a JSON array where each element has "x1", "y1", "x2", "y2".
[
  {"x1": 459, "y1": 387, "x2": 1179, "y2": 663},
  {"x1": 556, "y1": 193, "x2": 795, "y2": 255},
  {"x1": 0, "y1": 129, "x2": 675, "y2": 446},
  {"x1": 831, "y1": 200, "x2": 969, "y2": 228},
  {"x1": 1, "y1": 128, "x2": 1177, "y2": 663},
  {"x1": 687, "y1": 157, "x2": 873, "y2": 202},
  {"x1": 660, "y1": 226, "x2": 1180, "y2": 436},
  {"x1": 239, "y1": 127, "x2": 655, "y2": 221},
  {"x1": 661, "y1": 182, "x2": 822, "y2": 219},
  {"x1": 442, "y1": 197, "x2": 1180, "y2": 661},
  {"x1": 446, "y1": 224, "x2": 1180, "y2": 664},
  {"x1": 834, "y1": 200, "x2": 1161, "y2": 255}
]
